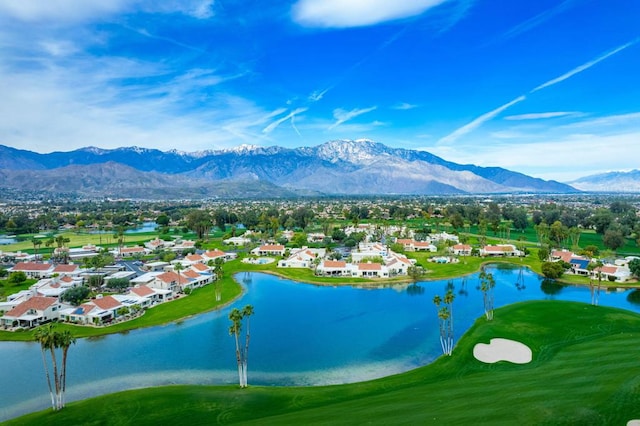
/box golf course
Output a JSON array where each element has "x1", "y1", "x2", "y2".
[{"x1": 7, "y1": 300, "x2": 640, "y2": 425}]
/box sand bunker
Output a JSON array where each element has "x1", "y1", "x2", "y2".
[
  {"x1": 627, "y1": 421, "x2": 640, "y2": 426},
  {"x1": 473, "y1": 338, "x2": 532, "y2": 364}
]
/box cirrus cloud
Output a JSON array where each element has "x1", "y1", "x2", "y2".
[{"x1": 292, "y1": 0, "x2": 450, "y2": 28}]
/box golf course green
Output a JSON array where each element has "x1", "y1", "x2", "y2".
[{"x1": 7, "y1": 300, "x2": 640, "y2": 425}]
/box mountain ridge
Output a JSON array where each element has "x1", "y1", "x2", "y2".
[{"x1": 0, "y1": 140, "x2": 578, "y2": 198}]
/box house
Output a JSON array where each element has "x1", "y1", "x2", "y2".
[
  {"x1": 31, "y1": 276, "x2": 77, "y2": 297},
  {"x1": 9, "y1": 262, "x2": 55, "y2": 278},
  {"x1": 307, "y1": 233, "x2": 326, "y2": 243},
  {"x1": 480, "y1": 244, "x2": 523, "y2": 257},
  {"x1": 52, "y1": 263, "x2": 82, "y2": 277},
  {"x1": 251, "y1": 244, "x2": 286, "y2": 257},
  {"x1": 115, "y1": 246, "x2": 149, "y2": 258},
  {"x1": 354, "y1": 262, "x2": 389, "y2": 278},
  {"x1": 223, "y1": 236, "x2": 251, "y2": 246},
  {"x1": 203, "y1": 249, "x2": 235, "y2": 262},
  {"x1": 151, "y1": 271, "x2": 181, "y2": 294},
  {"x1": 278, "y1": 248, "x2": 320, "y2": 269},
  {"x1": 593, "y1": 264, "x2": 631, "y2": 283},
  {"x1": 145, "y1": 238, "x2": 174, "y2": 251},
  {"x1": 191, "y1": 263, "x2": 211, "y2": 274},
  {"x1": 129, "y1": 285, "x2": 161, "y2": 307},
  {"x1": 184, "y1": 254, "x2": 205, "y2": 265},
  {"x1": 386, "y1": 256, "x2": 413, "y2": 276},
  {"x1": 1, "y1": 296, "x2": 66, "y2": 329},
  {"x1": 351, "y1": 243, "x2": 388, "y2": 263},
  {"x1": 316, "y1": 260, "x2": 351, "y2": 277},
  {"x1": 413, "y1": 241, "x2": 437, "y2": 252},
  {"x1": 178, "y1": 269, "x2": 211, "y2": 290},
  {"x1": 61, "y1": 294, "x2": 138, "y2": 325},
  {"x1": 171, "y1": 240, "x2": 196, "y2": 252},
  {"x1": 450, "y1": 244, "x2": 473, "y2": 256}
]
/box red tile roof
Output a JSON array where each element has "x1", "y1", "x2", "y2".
[
  {"x1": 92, "y1": 296, "x2": 122, "y2": 310},
  {"x1": 182, "y1": 270, "x2": 200, "y2": 279},
  {"x1": 259, "y1": 245, "x2": 284, "y2": 251},
  {"x1": 5, "y1": 296, "x2": 58, "y2": 317},
  {"x1": 53, "y1": 264, "x2": 79, "y2": 273},
  {"x1": 131, "y1": 285, "x2": 155, "y2": 297},
  {"x1": 358, "y1": 263, "x2": 382, "y2": 271},
  {"x1": 323, "y1": 260, "x2": 347, "y2": 268},
  {"x1": 156, "y1": 271, "x2": 180, "y2": 283},
  {"x1": 204, "y1": 249, "x2": 226, "y2": 258},
  {"x1": 12, "y1": 262, "x2": 53, "y2": 271},
  {"x1": 191, "y1": 263, "x2": 209, "y2": 271},
  {"x1": 186, "y1": 254, "x2": 204, "y2": 262}
]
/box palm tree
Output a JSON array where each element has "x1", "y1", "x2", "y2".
[
  {"x1": 479, "y1": 270, "x2": 496, "y2": 320},
  {"x1": 173, "y1": 262, "x2": 184, "y2": 294},
  {"x1": 228, "y1": 308, "x2": 245, "y2": 387},
  {"x1": 242, "y1": 305, "x2": 254, "y2": 387},
  {"x1": 214, "y1": 258, "x2": 224, "y2": 301},
  {"x1": 57, "y1": 329, "x2": 76, "y2": 409},
  {"x1": 32, "y1": 238, "x2": 42, "y2": 260},
  {"x1": 34, "y1": 324, "x2": 76, "y2": 410},
  {"x1": 34, "y1": 324, "x2": 56, "y2": 409}
]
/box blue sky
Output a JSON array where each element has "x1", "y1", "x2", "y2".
[{"x1": 0, "y1": 0, "x2": 638, "y2": 182}]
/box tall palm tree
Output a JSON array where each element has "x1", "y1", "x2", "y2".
[
  {"x1": 479, "y1": 270, "x2": 496, "y2": 320},
  {"x1": 214, "y1": 258, "x2": 224, "y2": 301},
  {"x1": 34, "y1": 324, "x2": 56, "y2": 409},
  {"x1": 34, "y1": 324, "x2": 76, "y2": 410},
  {"x1": 228, "y1": 308, "x2": 245, "y2": 387},
  {"x1": 241, "y1": 305, "x2": 254, "y2": 387},
  {"x1": 57, "y1": 329, "x2": 76, "y2": 409},
  {"x1": 173, "y1": 262, "x2": 184, "y2": 294},
  {"x1": 32, "y1": 238, "x2": 42, "y2": 259}
]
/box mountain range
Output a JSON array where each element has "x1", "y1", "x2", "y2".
[
  {"x1": 568, "y1": 170, "x2": 640, "y2": 192},
  {"x1": 0, "y1": 140, "x2": 579, "y2": 199}
]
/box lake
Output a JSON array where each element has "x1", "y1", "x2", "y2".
[{"x1": 1, "y1": 264, "x2": 638, "y2": 420}]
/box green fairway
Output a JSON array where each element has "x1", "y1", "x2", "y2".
[{"x1": 9, "y1": 300, "x2": 640, "y2": 425}]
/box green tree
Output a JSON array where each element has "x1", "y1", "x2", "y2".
[
  {"x1": 8, "y1": 271, "x2": 27, "y2": 284},
  {"x1": 541, "y1": 261, "x2": 565, "y2": 279},
  {"x1": 61, "y1": 286, "x2": 90, "y2": 306},
  {"x1": 629, "y1": 258, "x2": 640, "y2": 278},
  {"x1": 603, "y1": 228, "x2": 625, "y2": 252}
]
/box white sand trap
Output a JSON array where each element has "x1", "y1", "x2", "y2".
[
  {"x1": 626, "y1": 420, "x2": 640, "y2": 426},
  {"x1": 473, "y1": 338, "x2": 532, "y2": 364}
]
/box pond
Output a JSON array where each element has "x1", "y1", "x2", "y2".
[
  {"x1": 0, "y1": 236, "x2": 17, "y2": 245},
  {"x1": 0, "y1": 264, "x2": 639, "y2": 420}
]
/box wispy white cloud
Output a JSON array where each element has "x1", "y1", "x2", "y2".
[
  {"x1": 292, "y1": 0, "x2": 449, "y2": 28},
  {"x1": 437, "y1": 39, "x2": 638, "y2": 145},
  {"x1": 0, "y1": 0, "x2": 216, "y2": 23},
  {"x1": 532, "y1": 40, "x2": 638, "y2": 92},
  {"x1": 392, "y1": 102, "x2": 419, "y2": 110},
  {"x1": 504, "y1": 111, "x2": 580, "y2": 120},
  {"x1": 262, "y1": 108, "x2": 308, "y2": 134},
  {"x1": 438, "y1": 96, "x2": 526, "y2": 144},
  {"x1": 498, "y1": 0, "x2": 579, "y2": 42},
  {"x1": 329, "y1": 106, "x2": 377, "y2": 130},
  {"x1": 428, "y1": 131, "x2": 640, "y2": 182},
  {"x1": 308, "y1": 88, "x2": 330, "y2": 102}
]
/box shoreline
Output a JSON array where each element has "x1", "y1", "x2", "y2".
[{"x1": 1, "y1": 259, "x2": 638, "y2": 342}]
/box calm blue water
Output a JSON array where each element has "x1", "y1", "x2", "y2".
[
  {"x1": 88, "y1": 222, "x2": 158, "y2": 234},
  {"x1": 1, "y1": 264, "x2": 638, "y2": 420}
]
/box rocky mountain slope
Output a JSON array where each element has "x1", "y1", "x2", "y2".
[{"x1": 0, "y1": 140, "x2": 577, "y2": 198}]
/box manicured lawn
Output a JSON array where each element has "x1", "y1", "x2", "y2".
[{"x1": 9, "y1": 300, "x2": 640, "y2": 425}]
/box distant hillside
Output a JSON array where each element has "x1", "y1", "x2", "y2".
[
  {"x1": 569, "y1": 170, "x2": 640, "y2": 192},
  {"x1": 0, "y1": 140, "x2": 578, "y2": 198}
]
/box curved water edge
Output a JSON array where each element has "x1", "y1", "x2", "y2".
[{"x1": 1, "y1": 264, "x2": 640, "y2": 421}]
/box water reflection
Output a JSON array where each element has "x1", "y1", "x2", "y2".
[{"x1": 1, "y1": 265, "x2": 639, "y2": 421}]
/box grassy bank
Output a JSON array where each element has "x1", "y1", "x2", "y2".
[{"x1": 9, "y1": 300, "x2": 640, "y2": 425}]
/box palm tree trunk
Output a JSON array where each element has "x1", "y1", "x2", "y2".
[{"x1": 39, "y1": 348, "x2": 55, "y2": 410}]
